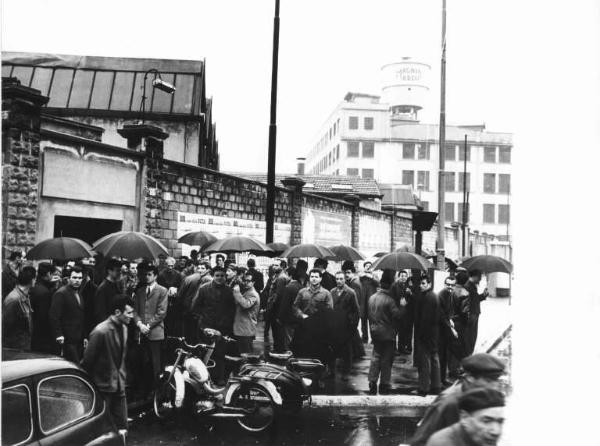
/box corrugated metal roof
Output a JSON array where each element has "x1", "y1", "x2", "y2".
[
  {"x1": 379, "y1": 184, "x2": 420, "y2": 208},
  {"x1": 2, "y1": 51, "x2": 204, "y2": 116},
  {"x1": 228, "y1": 173, "x2": 382, "y2": 197}
]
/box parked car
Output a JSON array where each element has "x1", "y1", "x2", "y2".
[{"x1": 1, "y1": 349, "x2": 125, "y2": 446}]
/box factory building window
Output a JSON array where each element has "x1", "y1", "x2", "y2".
[
  {"x1": 417, "y1": 143, "x2": 430, "y2": 160},
  {"x1": 499, "y1": 147, "x2": 511, "y2": 163},
  {"x1": 445, "y1": 202, "x2": 455, "y2": 222},
  {"x1": 347, "y1": 141, "x2": 359, "y2": 157},
  {"x1": 362, "y1": 168, "x2": 374, "y2": 179},
  {"x1": 484, "y1": 146, "x2": 496, "y2": 163},
  {"x1": 444, "y1": 172, "x2": 455, "y2": 192},
  {"x1": 498, "y1": 204, "x2": 510, "y2": 224},
  {"x1": 402, "y1": 170, "x2": 414, "y2": 187},
  {"x1": 364, "y1": 117, "x2": 374, "y2": 130},
  {"x1": 347, "y1": 168, "x2": 359, "y2": 176},
  {"x1": 483, "y1": 204, "x2": 496, "y2": 223},
  {"x1": 458, "y1": 172, "x2": 471, "y2": 192},
  {"x1": 458, "y1": 203, "x2": 469, "y2": 223},
  {"x1": 499, "y1": 174, "x2": 511, "y2": 194},
  {"x1": 336, "y1": 144, "x2": 340, "y2": 159},
  {"x1": 445, "y1": 145, "x2": 456, "y2": 161},
  {"x1": 417, "y1": 171, "x2": 430, "y2": 190},
  {"x1": 483, "y1": 173, "x2": 496, "y2": 193},
  {"x1": 458, "y1": 146, "x2": 471, "y2": 161},
  {"x1": 362, "y1": 142, "x2": 375, "y2": 158},
  {"x1": 402, "y1": 143, "x2": 415, "y2": 159},
  {"x1": 349, "y1": 116, "x2": 359, "y2": 130},
  {"x1": 421, "y1": 201, "x2": 429, "y2": 211}
]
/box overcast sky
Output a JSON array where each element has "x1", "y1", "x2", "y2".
[{"x1": 2, "y1": 0, "x2": 517, "y2": 174}]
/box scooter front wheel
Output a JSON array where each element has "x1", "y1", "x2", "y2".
[
  {"x1": 153, "y1": 375, "x2": 178, "y2": 420},
  {"x1": 231, "y1": 385, "x2": 275, "y2": 433}
]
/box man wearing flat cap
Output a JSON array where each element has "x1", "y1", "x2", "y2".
[
  {"x1": 425, "y1": 387, "x2": 505, "y2": 446},
  {"x1": 409, "y1": 353, "x2": 506, "y2": 446}
]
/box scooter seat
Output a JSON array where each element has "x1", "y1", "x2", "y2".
[
  {"x1": 240, "y1": 353, "x2": 261, "y2": 362},
  {"x1": 224, "y1": 355, "x2": 245, "y2": 364},
  {"x1": 267, "y1": 351, "x2": 293, "y2": 361},
  {"x1": 287, "y1": 358, "x2": 325, "y2": 374}
]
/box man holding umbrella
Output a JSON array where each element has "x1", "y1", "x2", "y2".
[{"x1": 464, "y1": 269, "x2": 489, "y2": 355}]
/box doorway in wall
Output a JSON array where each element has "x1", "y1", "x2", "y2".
[{"x1": 53, "y1": 216, "x2": 123, "y2": 246}]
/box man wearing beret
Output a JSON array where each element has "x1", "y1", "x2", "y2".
[
  {"x1": 409, "y1": 353, "x2": 506, "y2": 446},
  {"x1": 425, "y1": 387, "x2": 505, "y2": 446}
]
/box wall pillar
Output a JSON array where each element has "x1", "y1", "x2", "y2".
[
  {"x1": 1, "y1": 77, "x2": 48, "y2": 256},
  {"x1": 343, "y1": 194, "x2": 360, "y2": 248},
  {"x1": 117, "y1": 124, "x2": 170, "y2": 249},
  {"x1": 281, "y1": 176, "x2": 306, "y2": 246}
]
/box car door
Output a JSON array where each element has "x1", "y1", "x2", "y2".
[
  {"x1": 35, "y1": 372, "x2": 120, "y2": 446},
  {"x1": 1, "y1": 378, "x2": 40, "y2": 446}
]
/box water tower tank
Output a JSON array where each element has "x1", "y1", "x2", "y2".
[{"x1": 380, "y1": 58, "x2": 431, "y2": 120}]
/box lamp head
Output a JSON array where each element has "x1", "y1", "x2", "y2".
[{"x1": 152, "y1": 78, "x2": 176, "y2": 94}]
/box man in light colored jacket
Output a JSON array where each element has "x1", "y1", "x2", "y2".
[{"x1": 232, "y1": 272, "x2": 260, "y2": 354}]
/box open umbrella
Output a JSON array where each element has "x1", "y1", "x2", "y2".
[
  {"x1": 373, "y1": 251, "x2": 389, "y2": 258},
  {"x1": 92, "y1": 231, "x2": 168, "y2": 260},
  {"x1": 266, "y1": 242, "x2": 289, "y2": 256},
  {"x1": 371, "y1": 251, "x2": 434, "y2": 271},
  {"x1": 426, "y1": 255, "x2": 458, "y2": 271},
  {"x1": 460, "y1": 255, "x2": 513, "y2": 274},
  {"x1": 203, "y1": 236, "x2": 273, "y2": 256},
  {"x1": 328, "y1": 245, "x2": 366, "y2": 261},
  {"x1": 281, "y1": 243, "x2": 335, "y2": 259},
  {"x1": 26, "y1": 237, "x2": 94, "y2": 261},
  {"x1": 177, "y1": 231, "x2": 218, "y2": 249}
]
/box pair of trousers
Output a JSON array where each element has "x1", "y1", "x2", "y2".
[
  {"x1": 398, "y1": 317, "x2": 414, "y2": 351},
  {"x1": 101, "y1": 391, "x2": 128, "y2": 430},
  {"x1": 136, "y1": 338, "x2": 162, "y2": 396},
  {"x1": 271, "y1": 320, "x2": 288, "y2": 353},
  {"x1": 234, "y1": 335, "x2": 255, "y2": 354},
  {"x1": 415, "y1": 339, "x2": 441, "y2": 393},
  {"x1": 465, "y1": 314, "x2": 480, "y2": 356},
  {"x1": 62, "y1": 342, "x2": 83, "y2": 364},
  {"x1": 360, "y1": 316, "x2": 369, "y2": 342},
  {"x1": 367, "y1": 340, "x2": 395, "y2": 386}
]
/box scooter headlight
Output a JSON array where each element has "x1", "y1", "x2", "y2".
[{"x1": 301, "y1": 377, "x2": 312, "y2": 387}]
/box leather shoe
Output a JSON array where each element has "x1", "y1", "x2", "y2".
[
  {"x1": 368, "y1": 381, "x2": 377, "y2": 395},
  {"x1": 379, "y1": 384, "x2": 392, "y2": 395}
]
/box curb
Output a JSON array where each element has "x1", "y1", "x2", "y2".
[
  {"x1": 483, "y1": 323, "x2": 512, "y2": 354},
  {"x1": 310, "y1": 394, "x2": 435, "y2": 417}
]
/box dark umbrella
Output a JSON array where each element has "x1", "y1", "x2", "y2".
[
  {"x1": 426, "y1": 255, "x2": 458, "y2": 271},
  {"x1": 373, "y1": 251, "x2": 389, "y2": 258},
  {"x1": 26, "y1": 237, "x2": 94, "y2": 261},
  {"x1": 371, "y1": 251, "x2": 434, "y2": 271},
  {"x1": 92, "y1": 231, "x2": 168, "y2": 260},
  {"x1": 460, "y1": 255, "x2": 513, "y2": 274},
  {"x1": 280, "y1": 243, "x2": 335, "y2": 259},
  {"x1": 266, "y1": 242, "x2": 289, "y2": 256},
  {"x1": 177, "y1": 231, "x2": 218, "y2": 249},
  {"x1": 328, "y1": 245, "x2": 366, "y2": 261},
  {"x1": 203, "y1": 236, "x2": 273, "y2": 256}
]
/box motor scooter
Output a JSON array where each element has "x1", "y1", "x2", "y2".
[{"x1": 153, "y1": 329, "x2": 281, "y2": 433}]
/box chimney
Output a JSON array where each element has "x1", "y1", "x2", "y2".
[{"x1": 296, "y1": 157, "x2": 306, "y2": 175}]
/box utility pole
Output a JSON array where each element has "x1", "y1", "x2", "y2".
[
  {"x1": 436, "y1": 0, "x2": 447, "y2": 270},
  {"x1": 462, "y1": 134, "x2": 468, "y2": 257},
  {"x1": 265, "y1": 0, "x2": 280, "y2": 243}
]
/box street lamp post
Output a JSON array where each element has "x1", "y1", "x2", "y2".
[
  {"x1": 139, "y1": 69, "x2": 176, "y2": 124},
  {"x1": 462, "y1": 134, "x2": 468, "y2": 257},
  {"x1": 436, "y1": 0, "x2": 448, "y2": 270}
]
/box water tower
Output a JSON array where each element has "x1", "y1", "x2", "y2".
[{"x1": 380, "y1": 57, "x2": 431, "y2": 124}]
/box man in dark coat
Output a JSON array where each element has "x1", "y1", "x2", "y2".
[
  {"x1": 94, "y1": 258, "x2": 123, "y2": 326},
  {"x1": 342, "y1": 260, "x2": 366, "y2": 358},
  {"x1": 410, "y1": 353, "x2": 506, "y2": 446},
  {"x1": 178, "y1": 261, "x2": 212, "y2": 341},
  {"x1": 276, "y1": 262, "x2": 308, "y2": 352},
  {"x1": 367, "y1": 269, "x2": 407, "y2": 395},
  {"x1": 80, "y1": 265, "x2": 98, "y2": 338},
  {"x1": 49, "y1": 266, "x2": 88, "y2": 363},
  {"x1": 390, "y1": 270, "x2": 414, "y2": 354},
  {"x1": 190, "y1": 266, "x2": 236, "y2": 384},
  {"x1": 331, "y1": 271, "x2": 360, "y2": 374},
  {"x1": 359, "y1": 262, "x2": 379, "y2": 342},
  {"x1": 246, "y1": 258, "x2": 264, "y2": 294},
  {"x1": 464, "y1": 269, "x2": 489, "y2": 355},
  {"x1": 157, "y1": 256, "x2": 184, "y2": 336},
  {"x1": 2, "y1": 266, "x2": 36, "y2": 350},
  {"x1": 269, "y1": 265, "x2": 290, "y2": 352},
  {"x1": 81, "y1": 295, "x2": 134, "y2": 431},
  {"x1": 414, "y1": 275, "x2": 441, "y2": 396},
  {"x1": 438, "y1": 276, "x2": 462, "y2": 385},
  {"x1": 314, "y1": 258, "x2": 336, "y2": 291},
  {"x1": 30, "y1": 262, "x2": 59, "y2": 354}
]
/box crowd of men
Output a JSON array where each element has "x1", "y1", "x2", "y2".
[{"x1": 2, "y1": 248, "x2": 495, "y2": 439}]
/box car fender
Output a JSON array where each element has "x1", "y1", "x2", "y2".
[
  {"x1": 163, "y1": 366, "x2": 185, "y2": 408},
  {"x1": 224, "y1": 380, "x2": 283, "y2": 406}
]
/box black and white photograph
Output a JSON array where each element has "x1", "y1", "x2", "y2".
[{"x1": 1, "y1": 0, "x2": 599, "y2": 445}]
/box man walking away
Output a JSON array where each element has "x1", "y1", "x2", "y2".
[
  {"x1": 31, "y1": 263, "x2": 59, "y2": 354},
  {"x1": 49, "y1": 266, "x2": 88, "y2": 363},
  {"x1": 2, "y1": 266, "x2": 36, "y2": 350},
  {"x1": 464, "y1": 269, "x2": 489, "y2": 355},
  {"x1": 133, "y1": 265, "x2": 168, "y2": 398},
  {"x1": 425, "y1": 387, "x2": 505, "y2": 446},
  {"x1": 94, "y1": 259, "x2": 123, "y2": 326},
  {"x1": 414, "y1": 275, "x2": 442, "y2": 396},
  {"x1": 331, "y1": 271, "x2": 360, "y2": 375},
  {"x1": 410, "y1": 352, "x2": 506, "y2": 446},
  {"x1": 367, "y1": 269, "x2": 406, "y2": 395},
  {"x1": 232, "y1": 272, "x2": 260, "y2": 354},
  {"x1": 82, "y1": 295, "x2": 135, "y2": 432}
]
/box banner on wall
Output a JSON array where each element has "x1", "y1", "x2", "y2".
[
  {"x1": 358, "y1": 215, "x2": 391, "y2": 257},
  {"x1": 302, "y1": 208, "x2": 351, "y2": 246},
  {"x1": 177, "y1": 212, "x2": 291, "y2": 256}
]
